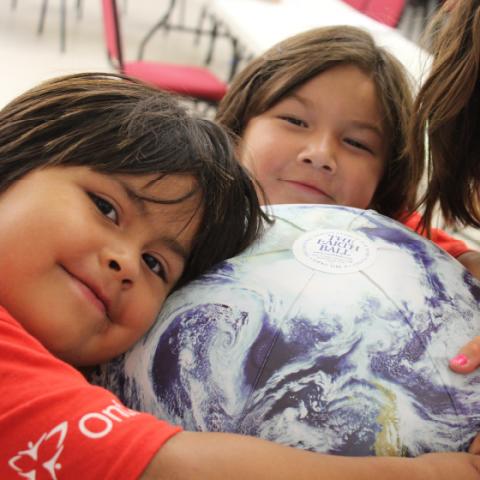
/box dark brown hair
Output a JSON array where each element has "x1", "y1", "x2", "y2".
[
  {"x1": 410, "y1": 0, "x2": 480, "y2": 229},
  {"x1": 216, "y1": 25, "x2": 415, "y2": 219},
  {"x1": 0, "y1": 72, "x2": 268, "y2": 287}
]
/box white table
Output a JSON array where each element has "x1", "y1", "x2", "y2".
[{"x1": 209, "y1": 0, "x2": 431, "y2": 86}]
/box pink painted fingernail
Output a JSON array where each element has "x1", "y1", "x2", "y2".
[{"x1": 450, "y1": 354, "x2": 469, "y2": 367}]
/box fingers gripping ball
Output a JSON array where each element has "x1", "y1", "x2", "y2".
[{"x1": 95, "y1": 205, "x2": 480, "y2": 456}]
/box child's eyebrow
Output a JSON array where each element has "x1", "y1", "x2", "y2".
[{"x1": 286, "y1": 92, "x2": 309, "y2": 107}]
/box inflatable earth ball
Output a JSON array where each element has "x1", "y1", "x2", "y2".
[{"x1": 94, "y1": 204, "x2": 480, "y2": 456}]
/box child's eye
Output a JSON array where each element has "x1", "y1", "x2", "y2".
[
  {"x1": 280, "y1": 116, "x2": 308, "y2": 128},
  {"x1": 345, "y1": 138, "x2": 372, "y2": 153},
  {"x1": 89, "y1": 193, "x2": 119, "y2": 223},
  {"x1": 143, "y1": 253, "x2": 167, "y2": 281}
]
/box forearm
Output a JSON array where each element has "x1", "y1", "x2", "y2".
[{"x1": 142, "y1": 431, "x2": 480, "y2": 480}]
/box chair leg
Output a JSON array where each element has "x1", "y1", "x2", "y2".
[
  {"x1": 164, "y1": 0, "x2": 179, "y2": 35},
  {"x1": 76, "y1": 0, "x2": 83, "y2": 20},
  {"x1": 195, "y1": 7, "x2": 223, "y2": 66},
  {"x1": 36, "y1": 0, "x2": 68, "y2": 52},
  {"x1": 401, "y1": 0, "x2": 424, "y2": 43},
  {"x1": 60, "y1": 0, "x2": 66, "y2": 52},
  {"x1": 204, "y1": 19, "x2": 218, "y2": 66},
  {"x1": 37, "y1": 0, "x2": 48, "y2": 35},
  {"x1": 194, "y1": 5, "x2": 208, "y2": 45},
  {"x1": 138, "y1": 0, "x2": 176, "y2": 59},
  {"x1": 228, "y1": 36, "x2": 243, "y2": 82}
]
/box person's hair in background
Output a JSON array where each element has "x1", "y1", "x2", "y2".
[
  {"x1": 216, "y1": 25, "x2": 416, "y2": 219},
  {"x1": 0, "y1": 72, "x2": 267, "y2": 288},
  {"x1": 408, "y1": 0, "x2": 480, "y2": 378},
  {"x1": 410, "y1": 0, "x2": 480, "y2": 230}
]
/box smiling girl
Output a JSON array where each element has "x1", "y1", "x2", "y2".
[{"x1": 216, "y1": 25, "x2": 478, "y2": 268}]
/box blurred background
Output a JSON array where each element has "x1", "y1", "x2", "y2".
[
  {"x1": 0, "y1": 0, "x2": 233, "y2": 107},
  {"x1": 0, "y1": 0, "x2": 440, "y2": 108}
]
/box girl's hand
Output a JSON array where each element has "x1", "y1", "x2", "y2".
[
  {"x1": 452, "y1": 251, "x2": 480, "y2": 373},
  {"x1": 450, "y1": 339, "x2": 480, "y2": 373}
]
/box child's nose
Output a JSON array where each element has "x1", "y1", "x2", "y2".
[
  {"x1": 298, "y1": 135, "x2": 337, "y2": 173},
  {"x1": 103, "y1": 248, "x2": 139, "y2": 289}
]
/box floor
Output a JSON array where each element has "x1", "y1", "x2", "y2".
[
  {"x1": 0, "y1": 0, "x2": 234, "y2": 108},
  {"x1": 1, "y1": 0, "x2": 478, "y2": 247}
]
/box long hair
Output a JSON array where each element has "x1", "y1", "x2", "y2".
[
  {"x1": 0, "y1": 72, "x2": 268, "y2": 287},
  {"x1": 216, "y1": 26, "x2": 415, "y2": 219},
  {"x1": 410, "y1": 0, "x2": 480, "y2": 229}
]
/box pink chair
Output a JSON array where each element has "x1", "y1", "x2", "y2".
[
  {"x1": 341, "y1": 0, "x2": 369, "y2": 11},
  {"x1": 363, "y1": 0, "x2": 407, "y2": 27},
  {"x1": 101, "y1": 0, "x2": 227, "y2": 105}
]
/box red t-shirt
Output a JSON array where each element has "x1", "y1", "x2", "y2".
[
  {"x1": 402, "y1": 212, "x2": 470, "y2": 258},
  {"x1": 0, "y1": 306, "x2": 181, "y2": 480}
]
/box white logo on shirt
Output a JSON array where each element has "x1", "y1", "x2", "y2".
[
  {"x1": 8, "y1": 400, "x2": 139, "y2": 478},
  {"x1": 8, "y1": 421, "x2": 68, "y2": 480}
]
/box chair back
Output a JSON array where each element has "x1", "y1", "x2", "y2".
[
  {"x1": 363, "y1": 0, "x2": 406, "y2": 27},
  {"x1": 101, "y1": 0, "x2": 124, "y2": 70},
  {"x1": 341, "y1": 0, "x2": 368, "y2": 11}
]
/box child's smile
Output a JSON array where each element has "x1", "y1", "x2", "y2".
[
  {"x1": 61, "y1": 264, "x2": 110, "y2": 318},
  {"x1": 279, "y1": 179, "x2": 335, "y2": 204},
  {"x1": 0, "y1": 166, "x2": 201, "y2": 366}
]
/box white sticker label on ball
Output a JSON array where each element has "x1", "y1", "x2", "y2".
[{"x1": 292, "y1": 229, "x2": 376, "y2": 273}]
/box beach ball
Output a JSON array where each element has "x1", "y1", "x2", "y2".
[{"x1": 94, "y1": 204, "x2": 480, "y2": 456}]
